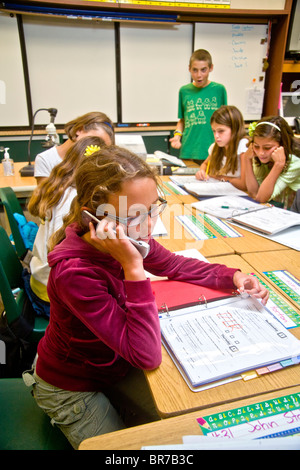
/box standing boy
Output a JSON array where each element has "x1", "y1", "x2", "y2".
[{"x1": 170, "y1": 49, "x2": 227, "y2": 162}]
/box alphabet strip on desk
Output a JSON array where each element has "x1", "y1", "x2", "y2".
[
  {"x1": 250, "y1": 274, "x2": 300, "y2": 328},
  {"x1": 198, "y1": 392, "x2": 300, "y2": 440},
  {"x1": 263, "y1": 270, "x2": 300, "y2": 305}
]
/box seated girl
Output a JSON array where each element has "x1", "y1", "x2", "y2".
[
  {"x1": 196, "y1": 105, "x2": 248, "y2": 190},
  {"x1": 26, "y1": 145, "x2": 268, "y2": 449},
  {"x1": 244, "y1": 116, "x2": 300, "y2": 205}
]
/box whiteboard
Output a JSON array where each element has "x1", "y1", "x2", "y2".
[
  {"x1": 1, "y1": 15, "x2": 269, "y2": 128},
  {"x1": 22, "y1": 16, "x2": 117, "y2": 125},
  {"x1": 120, "y1": 23, "x2": 192, "y2": 123},
  {"x1": 0, "y1": 13, "x2": 29, "y2": 126},
  {"x1": 194, "y1": 22, "x2": 268, "y2": 120}
]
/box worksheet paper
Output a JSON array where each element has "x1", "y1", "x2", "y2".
[
  {"x1": 184, "y1": 181, "x2": 247, "y2": 197},
  {"x1": 169, "y1": 176, "x2": 247, "y2": 197},
  {"x1": 170, "y1": 175, "x2": 219, "y2": 186},
  {"x1": 160, "y1": 295, "x2": 300, "y2": 389}
]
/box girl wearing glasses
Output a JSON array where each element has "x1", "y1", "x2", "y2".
[{"x1": 25, "y1": 145, "x2": 269, "y2": 449}]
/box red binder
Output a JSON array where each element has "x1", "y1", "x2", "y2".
[{"x1": 151, "y1": 279, "x2": 237, "y2": 312}]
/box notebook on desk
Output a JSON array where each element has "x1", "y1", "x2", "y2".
[
  {"x1": 192, "y1": 195, "x2": 300, "y2": 235},
  {"x1": 230, "y1": 204, "x2": 300, "y2": 235},
  {"x1": 172, "y1": 180, "x2": 248, "y2": 197},
  {"x1": 152, "y1": 280, "x2": 300, "y2": 392}
]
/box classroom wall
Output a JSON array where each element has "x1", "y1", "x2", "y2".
[
  {"x1": 0, "y1": 132, "x2": 174, "y2": 163},
  {"x1": 0, "y1": 10, "x2": 270, "y2": 129}
]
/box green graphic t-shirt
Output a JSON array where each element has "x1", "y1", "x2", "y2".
[{"x1": 178, "y1": 81, "x2": 227, "y2": 161}]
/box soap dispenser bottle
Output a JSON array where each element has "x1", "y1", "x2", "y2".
[{"x1": 1, "y1": 147, "x2": 15, "y2": 176}]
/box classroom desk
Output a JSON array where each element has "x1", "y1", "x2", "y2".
[
  {"x1": 157, "y1": 174, "x2": 235, "y2": 258},
  {"x1": 0, "y1": 161, "x2": 36, "y2": 197},
  {"x1": 186, "y1": 205, "x2": 290, "y2": 255},
  {"x1": 159, "y1": 175, "x2": 199, "y2": 205},
  {"x1": 143, "y1": 254, "x2": 300, "y2": 419},
  {"x1": 79, "y1": 385, "x2": 300, "y2": 450},
  {"x1": 159, "y1": 175, "x2": 290, "y2": 255},
  {"x1": 156, "y1": 201, "x2": 235, "y2": 258},
  {"x1": 241, "y1": 250, "x2": 300, "y2": 311},
  {"x1": 217, "y1": 223, "x2": 290, "y2": 255}
]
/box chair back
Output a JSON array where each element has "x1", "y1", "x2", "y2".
[
  {"x1": 0, "y1": 187, "x2": 27, "y2": 259},
  {"x1": 0, "y1": 226, "x2": 25, "y2": 324},
  {"x1": 0, "y1": 226, "x2": 48, "y2": 344},
  {"x1": 0, "y1": 226, "x2": 23, "y2": 287},
  {"x1": 0, "y1": 261, "x2": 21, "y2": 324}
]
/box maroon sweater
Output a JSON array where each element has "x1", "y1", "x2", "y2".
[{"x1": 36, "y1": 223, "x2": 238, "y2": 391}]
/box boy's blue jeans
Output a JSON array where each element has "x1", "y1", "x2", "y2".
[{"x1": 23, "y1": 366, "x2": 159, "y2": 449}]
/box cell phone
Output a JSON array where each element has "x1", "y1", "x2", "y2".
[{"x1": 82, "y1": 210, "x2": 150, "y2": 259}]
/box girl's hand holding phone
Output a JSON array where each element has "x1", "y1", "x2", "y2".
[{"x1": 89, "y1": 220, "x2": 146, "y2": 281}]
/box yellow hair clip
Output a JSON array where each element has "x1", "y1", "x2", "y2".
[
  {"x1": 84, "y1": 145, "x2": 101, "y2": 156},
  {"x1": 248, "y1": 122, "x2": 257, "y2": 138}
]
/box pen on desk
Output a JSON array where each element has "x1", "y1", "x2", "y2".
[{"x1": 221, "y1": 205, "x2": 249, "y2": 210}]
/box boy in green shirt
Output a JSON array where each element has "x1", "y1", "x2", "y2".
[{"x1": 170, "y1": 49, "x2": 227, "y2": 162}]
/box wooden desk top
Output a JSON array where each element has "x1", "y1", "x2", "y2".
[
  {"x1": 0, "y1": 162, "x2": 36, "y2": 197},
  {"x1": 159, "y1": 178, "x2": 290, "y2": 256},
  {"x1": 218, "y1": 224, "x2": 289, "y2": 254},
  {"x1": 79, "y1": 385, "x2": 300, "y2": 450},
  {"x1": 157, "y1": 202, "x2": 235, "y2": 258},
  {"x1": 188, "y1": 205, "x2": 290, "y2": 255},
  {"x1": 242, "y1": 250, "x2": 300, "y2": 311},
  {"x1": 144, "y1": 255, "x2": 300, "y2": 419}
]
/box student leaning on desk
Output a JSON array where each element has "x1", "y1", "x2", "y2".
[
  {"x1": 244, "y1": 116, "x2": 300, "y2": 206},
  {"x1": 195, "y1": 105, "x2": 248, "y2": 191},
  {"x1": 23, "y1": 145, "x2": 268, "y2": 449}
]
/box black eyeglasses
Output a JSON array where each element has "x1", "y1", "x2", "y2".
[{"x1": 96, "y1": 197, "x2": 167, "y2": 227}]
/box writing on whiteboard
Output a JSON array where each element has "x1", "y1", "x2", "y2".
[{"x1": 231, "y1": 24, "x2": 254, "y2": 69}]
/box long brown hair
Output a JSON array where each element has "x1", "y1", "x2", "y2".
[
  {"x1": 28, "y1": 136, "x2": 106, "y2": 220},
  {"x1": 49, "y1": 146, "x2": 159, "y2": 250},
  {"x1": 209, "y1": 105, "x2": 247, "y2": 176},
  {"x1": 251, "y1": 116, "x2": 300, "y2": 170}
]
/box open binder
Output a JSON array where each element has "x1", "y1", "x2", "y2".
[
  {"x1": 230, "y1": 204, "x2": 300, "y2": 235},
  {"x1": 191, "y1": 195, "x2": 300, "y2": 235},
  {"x1": 152, "y1": 280, "x2": 300, "y2": 392}
]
